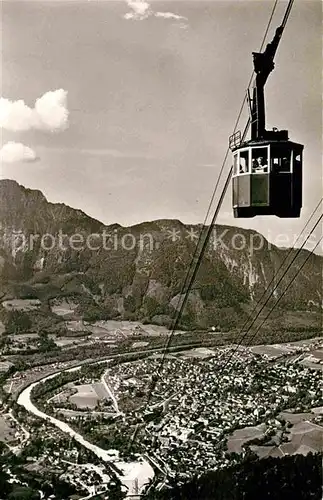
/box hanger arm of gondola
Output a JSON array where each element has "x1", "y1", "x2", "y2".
[{"x1": 251, "y1": 23, "x2": 285, "y2": 140}]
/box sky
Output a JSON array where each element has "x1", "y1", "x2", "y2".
[{"x1": 1, "y1": 0, "x2": 322, "y2": 251}]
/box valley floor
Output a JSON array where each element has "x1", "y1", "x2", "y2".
[{"x1": 1, "y1": 335, "x2": 321, "y2": 498}]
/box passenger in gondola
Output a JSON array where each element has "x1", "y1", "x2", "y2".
[
  {"x1": 259, "y1": 157, "x2": 268, "y2": 172},
  {"x1": 254, "y1": 157, "x2": 268, "y2": 173},
  {"x1": 252, "y1": 159, "x2": 259, "y2": 172},
  {"x1": 281, "y1": 157, "x2": 289, "y2": 171}
]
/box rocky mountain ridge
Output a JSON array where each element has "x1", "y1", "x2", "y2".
[{"x1": 0, "y1": 179, "x2": 322, "y2": 331}]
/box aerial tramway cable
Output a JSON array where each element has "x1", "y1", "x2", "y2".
[
  {"x1": 150, "y1": 0, "x2": 281, "y2": 371},
  {"x1": 221, "y1": 209, "x2": 323, "y2": 372},
  {"x1": 143, "y1": 0, "x2": 287, "y2": 391},
  {"x1": 215, "y1": 198, "x2": 322, "y2": 354},
  {"x1": 191, "y1": 197, "x2": 322, "y2": 321},
  {"x1": 241, "y1": 235, "x2": 322, "y2": 349},
  {"x1": 205, "y1": 216, "x2": 322, "y2": 429},
  {"x1": 130, "y1": 0, "x2": 295, "y2": 449},
  {"x1": 225, "y1": 232, "x2": 323, "y2": 375}
]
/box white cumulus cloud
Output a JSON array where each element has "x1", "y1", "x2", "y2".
[
  {"x1": 0, "y1": 89, "x2": 69, "y2": 132},
  {"x1": 124, "y1": 0, "x2": 151, "y2": 20},
  {"x1": 124, "y1": 0, "x2": 187, "y2": 23},
  {"x1": 0, "y1": 142, "x2": 38, "y2": 163},
  {"x1": 154, "y1": 11, "x2": 187, "y2": 21}
]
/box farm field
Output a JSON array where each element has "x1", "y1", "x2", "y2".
[
  {"x1": 50, "y1": 299, "x2": 78, "y2": 317},
  {"x1": 227, "y1": 424, "x2": 267, "y2": 454},
  {"x1": 227, "y1": 408, "x2": 323, "y2": 459},
  {"x1": 69, "y1": 382, "x2": 110, "y2": 410},
  {"x1": 2, "y1": 299, "x2": 41, "y2": 311}
]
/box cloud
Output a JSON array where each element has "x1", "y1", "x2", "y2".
[
  {"x1": 154, "y1": 11, "x2": 187, "y2": 21},
  {"x1": 124, "y1": 0, "x2": 151, "y2": 20},
  {"x1": 0, "y1": 142, "x2": 38, "y2": 163},
  {"x1": 124, "y1": 0, "x2": 187, "y2": 23},
  {"x1": 0, "y1": 89, "x2": 69, "y2": 132}
]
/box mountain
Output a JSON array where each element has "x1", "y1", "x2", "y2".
[{"x1": 0, "y1": 179, "x2": 322, "y2": 332}]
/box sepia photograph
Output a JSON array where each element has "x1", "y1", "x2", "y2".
[{"x1": 0, "y1": 0, "x2": 322, "y2": 498}]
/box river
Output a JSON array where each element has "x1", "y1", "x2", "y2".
[{"x1": 17, "y1": 366, "x2": 154, "y2": 496}]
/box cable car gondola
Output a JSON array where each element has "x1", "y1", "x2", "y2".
[{"x1": 230, "y1": 25, "x2": 303, "y2": 218}]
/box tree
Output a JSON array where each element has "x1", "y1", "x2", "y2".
[
  {"x1": 83, "y1": 305, "x2": 112, "y2": 323},
  {"x1": 0, "y1": 470, "x2": 12, "y2": 497},
  {"x1": 5, "y1": 310, "x2": 32, "y2": 334},
  {"x1": 8, "y1": 486, "x2": 40, "y2": 500},
  {"x1": 145, "y1": 453, "x2": 322, "y2": 500},
  {"x1": 38, "y1": 331, "x2": 58, "y2": 352},
  {"x1": 107, "y1": 480, "x2": 126, "y2": 499}
]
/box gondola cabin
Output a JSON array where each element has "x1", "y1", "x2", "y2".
[
  {"x1": 230, "y1": 24, "x2": 304, "y2": 218},
  {"x1": 231, "y1": 132, "x2": 303, "y2": 218}
]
